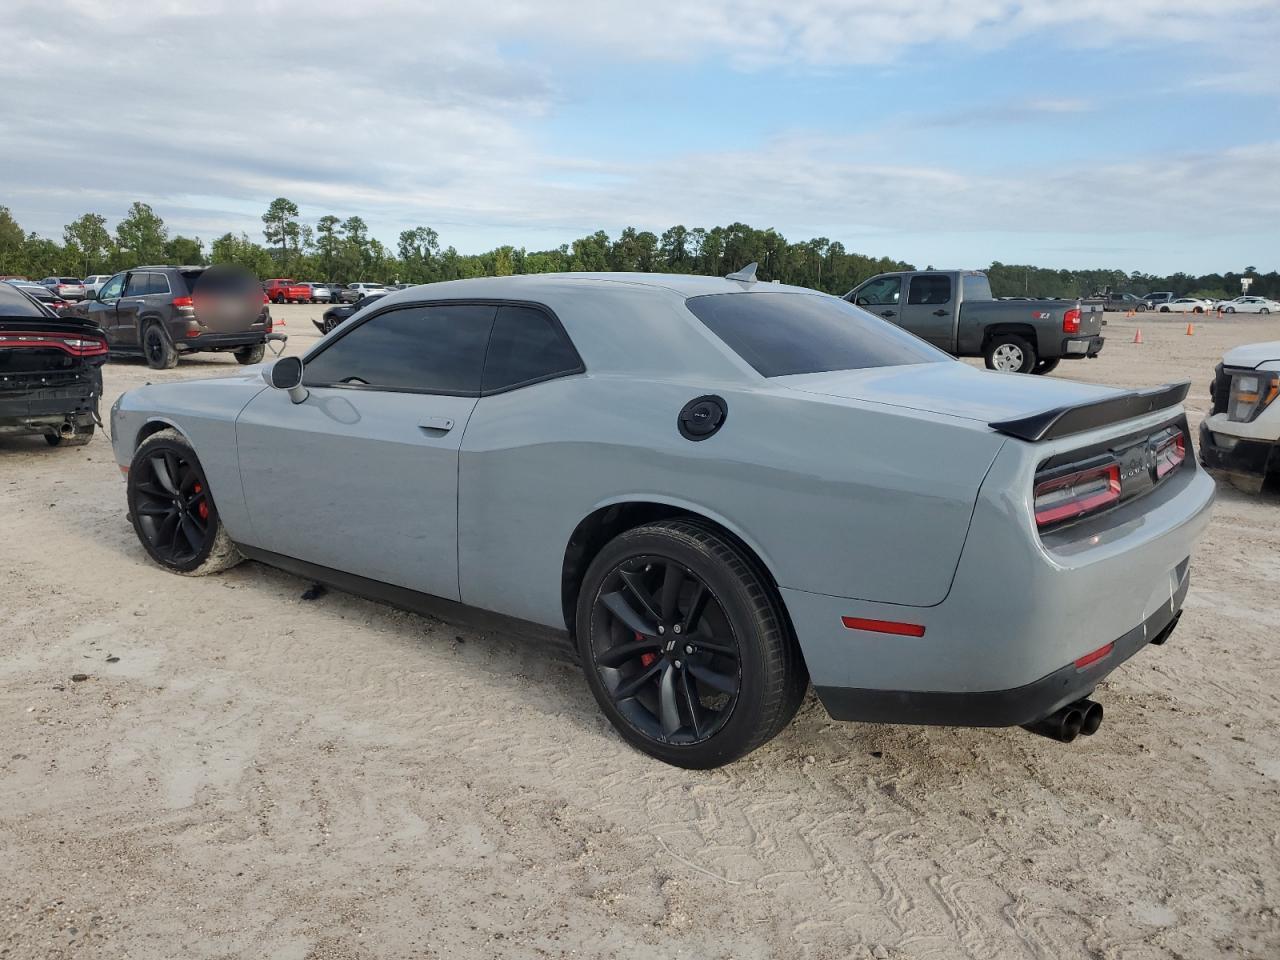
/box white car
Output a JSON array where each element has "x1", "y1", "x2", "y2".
[
  {"x1": 1157, "y1": 297, "x2": 1211, "y2": 314},
  {"x1": 83, "y1": 274, "x2": 114, "y2": 296},
  {"x1": 1201, "y1": 340, "x2": 1280, "y2": 493},
  {"x1": 1221, "y1": 296, "x2": 1278, "y2": 315},
  {"x1": 346, "y1": 282, "x2": 388, "y2": 299}
]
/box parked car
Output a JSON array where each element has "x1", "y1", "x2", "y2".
[
  {"x1": 264, "y1": 278, "x2": 312, "y2": 304},
  {"x1": 62, "y1": 265, "x2": 278, "y2": 369},
  {"x1": 301, "y1": 282, "x2": 333, "y2": 304},
  {"x1": 1221, "y1": 296, "x2": 1278, "y2": 315},
  {"x1": 845, "y1": 269, "x2": 1104, "y2": 375},
  {"x1": 312, "y1": 293, "x2": 385, "y2": 334},
  {"x1": 1100, "y1": 292, "x2": 1149, "y2": 312},
  {"x1": 110, "y1": 270, "x2": 1214, "y2": 767},
  {"x1": 1144, "y1": 292, "x2": 1176, "y2": 308},
  {"x1": 7, "y1": 281, "x2": 70, "y2": 312},
  {"x1": 1158, "y1": 297, "x2": 1211, "y2": 314},
  {"x1": 39, "y1": 277, "x2": 87, "y2": 301},
  {"x1": 83, "y1": 274, "x2": 115, "y2": 297},
  {"x1": 345, "y1": 282, "x2": 388, "y2": 301},
  {"x1": 0, "y1": 280, "x2": 107, "y2": 446},
  {"x1": 1201, "y1": 340, "x2": 1280, "y2": 492}
]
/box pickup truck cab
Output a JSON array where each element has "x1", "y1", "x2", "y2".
[{"x1": 846, "y1": 270, "x2": 1104, "y2": 375}]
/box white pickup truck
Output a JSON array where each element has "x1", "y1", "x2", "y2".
[{"x1": 1200, "y1": 341, "x2": 1280, "y2": 492}]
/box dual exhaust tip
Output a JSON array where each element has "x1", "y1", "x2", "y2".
[{"x1": 1023, "y1": 698, "x2": 1104, "y2": 744}]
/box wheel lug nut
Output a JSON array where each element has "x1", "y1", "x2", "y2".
[
  {"x1": 658, "y1": 626, "x2": 664, "y2": 635},
  {"x1": 674, "y1": 660, "x2": 682, "y2": 668},
  {"x1": 685, "y1": 645, "x2": 693, "y2": 655},
  {"x1": 673, "y1": 624, "x2": 681, "y2": 634}
]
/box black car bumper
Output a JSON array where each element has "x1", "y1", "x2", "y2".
[
  {"x1": 0, "y1": 370, "x2": 99, "y2": 435},
  {"x1": 178, "y1": 331, "x2": 269, "y2": 352},
  {"x1": 815, "y1": 567, "x2": 1187, "y2": 728},
  {"x1": 1198, "y1": 421, "x2": 1275, "y2": 494}
]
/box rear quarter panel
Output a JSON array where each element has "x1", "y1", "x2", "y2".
[
  {"x1": 458, "y1": 375, "x2": 1006, "y2": 629},
  {"x1": 957, "y1": 300, "x2": 1093, "y2": 357}
]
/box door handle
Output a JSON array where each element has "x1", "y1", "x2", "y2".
[
  {"x1": 419, "y1": 417, "x2": 455, "y2": 434},
  {"x1": 880, "y1": 310, "x2": 896, "y2": 318},
  {"x1": 932, "y1": 309, "x2": 948, "y2": 316}
]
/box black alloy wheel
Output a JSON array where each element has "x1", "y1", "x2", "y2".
[
  {"x1": 130, "y1": 445, "x2": 214, "y2": 569},
  {"x1": 142, "y1": 322, "x2": 177, "y2": 369},
  {"x1": 588, "y1": 555, "x2": 742, "y2": 746}
]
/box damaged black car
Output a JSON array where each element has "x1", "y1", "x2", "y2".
[{"x1": 0, "y1": 281, "x2": 106, "y2": 446}]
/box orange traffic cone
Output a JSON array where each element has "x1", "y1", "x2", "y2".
[
  {"x1": 1186, "y1": 322, "x2": 1194, "y2": 336},
  {"x1": 1133, "y1": 328, "x2": 1143, "y2": 344}
]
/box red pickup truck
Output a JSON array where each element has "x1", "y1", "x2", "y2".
[{"x1": 264, "y1": 278, "x2": 310, "y2": 304}]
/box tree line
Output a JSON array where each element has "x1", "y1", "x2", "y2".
[{"x1": 1, "y1": 199, "x2": 1274, "y2": 301}]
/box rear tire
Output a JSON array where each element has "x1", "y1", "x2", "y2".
[
  {"x1": 128, "y1": 429, "x2": 242, "y2": 576},
  {"x1": 1160, "y1": 306, "x2": 1170, "y2": 313},
  {"x1": 984, "y1": 334, "x2": 1037, "y2": 374},
  {"x1": 575, "y1": 520, "x2": 806, "y2": 768},
  {"x1": 1032, "y1": 358, "x2": 1060, "y2": 375},
  {"x1": 142, "y1": 321, "x2": 178, "y2": 370},
  {"x1": 234, "y1": 344, "x2": 265, "y2": 365}
]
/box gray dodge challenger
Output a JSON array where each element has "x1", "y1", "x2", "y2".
[{"x1": 110, "y1": 271, "x2": 1215, "y2": 767}]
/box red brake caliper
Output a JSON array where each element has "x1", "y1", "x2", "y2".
[
  {"x1": 194, "y1": 482, "x2": 209, "y2": 520},
  {"x1": 638, "y1": 633, "x2": 658, "y2": 668}
]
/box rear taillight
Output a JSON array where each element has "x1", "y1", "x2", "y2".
[
  {"x1": 1154, "y1": 432, "x2": 1185, "y2": 479},
  {"x1": 1062, "y1": 307, "x2": 1081, "y2": 334},
  {"x1": 172, "y1": 296, "x2": 194, "y2": 308},
  {"x1": 0, "y1": 333, "x2": 108, "y2": 356},
  {"x1": 1034, "y1": 460, "x2": 1120, "y2": 528}
]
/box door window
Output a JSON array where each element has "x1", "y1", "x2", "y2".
[
  {"x1": 907, "y1": 274, "x2": 953, "y2": 305},
  {"x1": 98, "y1": 274, "x2": 125, "y2": 301},
  {"x1": 304, "y1": 302, "x2": 496, "y2": 394},
  {"x1": 854, "y1": 276, "x2": 901, "y2": 306},
  {"x1": 124, "y1": 273, "x2": 150, "y2": 297},
  {"x1": 482, "y1": 305, "x2": 583, "y2": 393}
]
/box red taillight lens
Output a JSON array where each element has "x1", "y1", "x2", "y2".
[
  {"x1": 1074, "y1": 642, "x2": 1114, "y2": 669},
  {"x1": 172, "y1": 296, "x2": 194, "y2": 308},
  {"x1": 1034, "y1": 461, "x2": 1121, "y2": 528},
  {"x1": 1063, "y1": 307, "x2": 1081, "y2": 334},
  {"x1": 0, "y1": 333, "x2": 107, "y2": 356},
  {"x1": 1154, "y1": 432, "x2": 1185, "y2": 479}
]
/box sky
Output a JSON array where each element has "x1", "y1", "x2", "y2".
[{"x1": 1, "y1": 0, "x2": 1277, "y2": 274}]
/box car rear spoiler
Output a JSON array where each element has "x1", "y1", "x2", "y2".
[{"x1": 989, "y1": 380, "x2": 1190, "y2": 442}]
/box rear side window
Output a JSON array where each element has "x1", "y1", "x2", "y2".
[
  {"x1": 304, "y1": 302, "x2": 496, "y2": 394},
  {"x1": 482, "y1": 305, "x2": 582, "y2": 393},
  {"x1": 908, "y1": 274, "x2": 952, "y2": 305},
  {"x1": 124, "y1": 273, "x2": 149, "y2": 296},
  {"x1": 687, "y1": 293, "x2": 947, "y2": 378},
  {"x1": 145, "y1": 273, "x2": 171, "y2": 295}
]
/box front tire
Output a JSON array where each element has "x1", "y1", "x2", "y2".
[
  {"x1": 142, "y1": 321, "x2": 178, "y2": 370},
  {"x1": 234, "y1": 343, "x2": 265, "y2": 365},
  {"x1": 984, "y1": 334, "x2": 1037, "y2": 374},
  {"x1": 1032, "y1": 358, "x2": 1060, "y2": 375},
  {"x1": 575, "y1": 520, "x2": 806, "y2": 768},
  {"x1": 128, "y1": 430, "x2": 242, "y2": 576}
]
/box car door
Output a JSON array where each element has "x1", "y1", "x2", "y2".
[
  {"x1": 115, "y1": 271, "x2": 153, "y2": 348},
  {"x1": 849, "y1": 275, "x2": 903, "y2": 324},
  {"x1": 88, "y1": 272, "x2": 126, "y2": 344},
  {"x1": 897, "y1": 273, "x2": 956, "y2": 349},
  {"x1": 235, "y1": 300, "x2": 497, "y2": 600}
]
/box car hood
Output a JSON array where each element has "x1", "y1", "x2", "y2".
[
  {"x1": 1222, "y1": 341, "x2": 1280, "y2": 369},
  {"x1": 776, "y1": 361, "x2": 1122, "y2": 425}
]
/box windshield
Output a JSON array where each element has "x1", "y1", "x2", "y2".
[{"x1": 686, "y1": 292, "x2": 948, "y2": 378}]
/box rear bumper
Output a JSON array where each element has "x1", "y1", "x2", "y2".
[
  {"x1": 0, "y1": 373, "x2": 99, "y2": 433},
  {"x1": 1198, "y1": 421, "x2": 1275, "y2": 493},
  {"x1": 815, "y1": 568, "x2": 1187, "y2": 726},
  {"x1": 1061, "y1": 335, "x2": 1105, "y2": 358},
  {"x1": 178, "y1": 331, "x2": 269, "y2": 352}
]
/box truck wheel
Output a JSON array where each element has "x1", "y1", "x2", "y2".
[
  {"x1": 234, "y1": 344, "x2": 266, "y2": 365},
  {"x1": 1032, "y1": 358, "x2": 1060, "y2": 375},
  {"x1": 142, "y1": 321, "x2": 178, "y2": 370},
  {"x1": 985, "y1": 335, "x2": 1037, "y2": 374}
]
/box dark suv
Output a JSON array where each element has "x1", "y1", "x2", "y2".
[{"x1": 63, "y1": 265, "x2": 275, "y2": 369}]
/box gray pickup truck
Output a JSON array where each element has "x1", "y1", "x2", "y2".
[{"x1": 845, "y1": 269, "x2": 1104, "y2": 375}]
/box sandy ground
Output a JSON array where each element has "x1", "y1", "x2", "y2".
[{"x1": 2, "y1": 303, "x2": 1278, "y2": 960}]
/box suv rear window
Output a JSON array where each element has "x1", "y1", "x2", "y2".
[{"x1": 686, "y1": 292, "x2": 947, "y2": 378}]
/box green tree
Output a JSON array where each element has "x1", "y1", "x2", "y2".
[
  {"x1": 262, "y1": 197, "x2": 301, "y2": 270},
  {"x1": 0, "y1": 206, "x2": 27, "y2": 275},
  {"x1": 339, "y1": 216, "x2": 370, "y2": 278},
  {"x1": 210, "y1": 232, "x2": 275, "y2": 278},
  {"x1": 314, "y1": 215, "x2": 341, "y2": 280},
  {"x1": 164, "y1": 235, "x2": 205, "y2": 265},
  {"x1": 397, "y1": 226, "x2": 441, "y2": 282},
  {"x1": 63, "y1": 213, "x2": 113, "y2": 275},
  {"x1": 115, "y1": 202, "x2": 168, "y2": 266}
]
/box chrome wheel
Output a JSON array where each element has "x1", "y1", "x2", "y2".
[{"x1": 991, "y1": 342, "x2": 1025, "y2": 372}]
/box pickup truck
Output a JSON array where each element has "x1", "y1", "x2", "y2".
[
  {"x1": 264, "y1": 278, "x2": 311, "y2": 304},
  {"x1": 845, "y1": 270, "x2": 1104, "y2": 375}
]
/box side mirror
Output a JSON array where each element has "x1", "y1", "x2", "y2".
[{"x1": 266, "y1": 355, "x2": 309, "y2": 404}]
